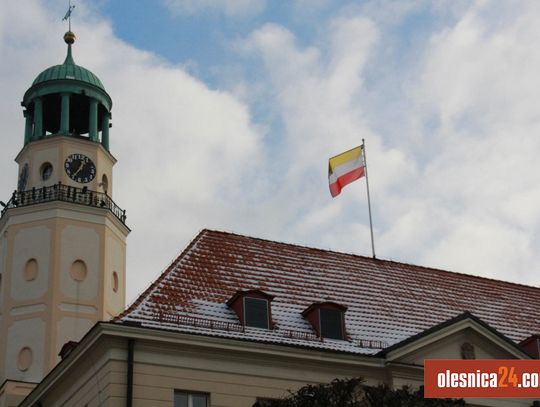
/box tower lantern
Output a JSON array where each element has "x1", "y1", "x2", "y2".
[{"x1": 22, "y1": 31, "x2": 112, "y2": 150}]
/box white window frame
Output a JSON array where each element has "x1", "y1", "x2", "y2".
[{"x1": 174, "y1": 390, "x2": 209, "y2": 407}]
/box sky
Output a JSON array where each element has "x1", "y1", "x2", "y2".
[{"x1": 1, "y1": 0, "x2": 540, "y2": 303}]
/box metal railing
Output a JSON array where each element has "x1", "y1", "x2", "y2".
[
  {"x1": 283, "y1": 329, "x2": 321, "y2": 342},
  {"x1": 0, "y1": 182, "x2": 127, "y2": 224},
  {"x1": 356, "y1": 339, "x2": 388, "y2": 349},
  {"x1": 150, "y1": 310, "x2": 388, "y2": 348},
  {"x1": 152, "y1": 311, "x2": 245, "y2": 333}
]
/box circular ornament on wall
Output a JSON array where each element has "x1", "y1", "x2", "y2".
[
  {"x1": 24, "y1": 258, "x2": 39, "y2": 281},
  {"x1": 112, "y1": 271, "x2": 119, "y2": 293},
  {"x1": 70, "y1": 260, "x2": 88, "y2": 282},
  {"x1": 18, "y1": 163, "x2": 29, "y2": 191},
  {"x1": 17, "y1": 347, "x2": 33, "y2": 371},
  {"x1": 461, "y1": 342, "x2": 476, "y2": 360},
  {"x1": 101, "y1": 174, "x2": 109, "y2": 194},
  {"x1": 40, "y1": 162, "x2": 53, "y2": 181}
]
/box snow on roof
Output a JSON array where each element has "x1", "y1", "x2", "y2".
[{"x1": 116, "y1": 229, "x2": 540, "y2": 355}]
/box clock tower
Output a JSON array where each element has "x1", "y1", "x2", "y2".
[{"x1": 0, "y1": 31, "x2": 129, "y2": 402}]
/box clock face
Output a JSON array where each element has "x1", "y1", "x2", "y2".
[
  {"x1": 18, "y1": 163, "x2": 29, "y2": 191},
  {"x1": 64, "y1": 154, "x2": 96, "y2": 183}
]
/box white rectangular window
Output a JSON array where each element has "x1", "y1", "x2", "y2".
[
  {"x1": 174, "y1": 391, "x2": 208, "y2": 407},
  {"x1": 254, "y1": 398, "x2": 278, "y2": 406}
]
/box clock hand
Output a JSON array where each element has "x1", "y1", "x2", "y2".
[{"x1": 72, "y1": 162, "x2": 85, "y2": 177}]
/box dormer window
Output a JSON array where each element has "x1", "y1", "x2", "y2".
[
  {"x1": 519, "y1": 335, "x2": 540, "y2": 359},
  {"x1": 302, "y1": 302, "x2": 347, "y2": 340},
  {"x1": 319, "y1": 308, "x2": 344, "y2": 339},
  {"x1": 227, "y1": 289, "x2": 274, "y2": 329},
  {"x1": 244, "y1": 297, "x2": 269, "y2": 328}
]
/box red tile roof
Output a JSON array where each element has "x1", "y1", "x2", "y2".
[{"x1": 117, "y1": 229, "x2": 540, "y2": 354}]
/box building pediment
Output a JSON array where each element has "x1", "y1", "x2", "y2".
[{"x1": 381, "y1": 312, "x2": 531, "y2": 364}]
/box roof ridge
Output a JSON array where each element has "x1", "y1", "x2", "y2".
[{"x1": 200, "y1": 228, "x2": 540, "y2": 292}]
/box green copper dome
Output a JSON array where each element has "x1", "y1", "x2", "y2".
[
  {"x1": 31, "y1": 46, "x2": 105, "y2": 91},
  {"x1": 23, "y1": 33, "x2": 112, "y2": 113},
  {"x1": 21, "y1": 32, "x2": 113, "y2": 149}
]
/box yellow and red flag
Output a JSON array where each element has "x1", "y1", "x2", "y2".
[{"x1": 328, "y1": 146, "x2": 365, "y2": 197}]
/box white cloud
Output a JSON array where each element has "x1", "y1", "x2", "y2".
[
  {"x1": 2, "y1": 0, "x2": 540, "y2": 305},
  {"x1": 235, "y1": 18, "x2": 411, "y2": 252},
  {"x1": 162, "y1": 0, "x2": 265, "y2": 17},
  {"x1": 232, "y1": 1, "x2": 540, "y2": 287},
  {"x1": 401, "y1": 1, "x2": 540, "y2": 283},
  {"x1": 0, "y1": 0, "x2": 264, "y2": 301}
]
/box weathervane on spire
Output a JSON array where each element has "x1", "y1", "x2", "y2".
[{"x1": 62, "y1": 0, "x2": 76, "y2": 32}]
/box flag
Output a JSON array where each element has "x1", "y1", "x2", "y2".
[
  {"x1": 63, "y1": 5, "x2": 75, "y2": 21},
  {"x1": 328, "y1": 146, "x2": 365, "y2": 197}
]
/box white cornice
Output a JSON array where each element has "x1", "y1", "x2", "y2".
[
  {"x1": 20, "y1": 321, "x2": 385, "y2": 406},
  {"x1": 15, "y1": 136, "x2": 117, "y2": 164},
  {"x1": 0, "y1": 200, "x2": 130, "y2": 235}
]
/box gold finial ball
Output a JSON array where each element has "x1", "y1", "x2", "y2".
[{"x1": 64, "y1": 31, "x2": 76, "y2": 45}]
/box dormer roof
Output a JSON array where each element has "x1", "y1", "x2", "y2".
[
  {"x1": 226, "y1": 289, "x2": 275, "y2": 307},
  {"x1": 301, "y1": 301, "x2": 347, "y2": 317}
]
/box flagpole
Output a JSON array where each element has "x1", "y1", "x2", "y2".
[
  {"x1": 362, "y1": 139, "x2": 376, "y2": 259},
  {"x1": 63, "y1": 1, "x2": 75, "y2": 31}
]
